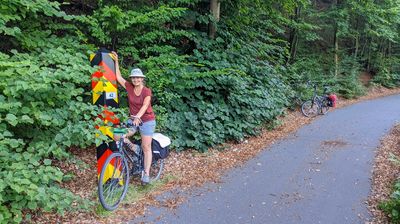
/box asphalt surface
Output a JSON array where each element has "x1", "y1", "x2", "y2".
[{"x1": 132, "y1": 94, "x2": 400, "y2": 224}]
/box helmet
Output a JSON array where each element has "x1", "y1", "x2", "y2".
[{"x1": 129, "y1": 68, "x2": 145, "y2": 78}]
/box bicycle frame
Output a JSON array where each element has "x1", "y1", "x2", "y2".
[
  {"x1": 310, "y1": 85, "x2": 320, "y2": 105},
  {"x1": 311, "y1": 84, "x2": 329, "y2": 106},
  {"x1": 117, "y1": 138, "x2": 145, "y2": 176}
]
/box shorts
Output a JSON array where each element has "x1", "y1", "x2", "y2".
[{"x1": 129, "y1": 120, "x2": 156, "y2": 136}]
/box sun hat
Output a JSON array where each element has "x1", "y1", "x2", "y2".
[{"x1": 129, "y1": 68, "x2": 146, "y2": 78}]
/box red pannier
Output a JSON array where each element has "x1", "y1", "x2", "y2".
[{"x1": 328, "y1": 94, "x2": 337, "y2": 107}]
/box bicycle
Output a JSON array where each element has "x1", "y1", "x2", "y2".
[
  {"x1": 301, "y1": 83, "x2": 331, "y2": 117},
  {"x1": 98, "y1": 119, "x2": 164, "y2": 211}
]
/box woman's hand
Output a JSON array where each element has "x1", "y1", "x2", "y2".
[
  {"x1": 131, "y1": 115, "x2": 142, "y2": 126},
  {"x1": 111, "y1": 51, "x2": 119, "y2": 62}
]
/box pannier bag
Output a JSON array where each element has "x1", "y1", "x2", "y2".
[
  {"x1": 152, "y1": 133, "x2": 171, "y2": 160},
  {"x1": 328, "y1": 94, "x2": 337, "y2": 107}
]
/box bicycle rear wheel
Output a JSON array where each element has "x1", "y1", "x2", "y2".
[
  {"x1": 301, "y1": 100, "x2": 320, "y2": 117},
  {"x1": 149, "y1": 159, "x2": 164, "y2": 182},
  {"x1": 319, "y1": 98, "x2": 330, "y2": 115},
  {"x1": 98, "y1": 152, "x2": 129, "y2": 211}
]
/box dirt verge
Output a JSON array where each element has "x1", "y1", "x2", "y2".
[{"x1": 367, "y1": 124, "x2": 400, "y2": 224}]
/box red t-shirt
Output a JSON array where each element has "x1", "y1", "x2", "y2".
[{"x1": 125, "y1": 82, "x2": 155, "y2": 122}]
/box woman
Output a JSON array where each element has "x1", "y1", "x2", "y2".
[{"x1": 112, "y1": 52, "x2": 156, "y2": 185}]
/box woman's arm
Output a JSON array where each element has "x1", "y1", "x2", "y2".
[{"x1": 111, "y1": 51, "x2": 127, "y2": 89}]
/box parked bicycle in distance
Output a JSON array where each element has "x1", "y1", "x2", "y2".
[
  {"x1": 301, "y1": 82, "x2": 336, "y2": 117},
  {"x1": 98, "y1": 118, "x2": 166, "y2": 211}
]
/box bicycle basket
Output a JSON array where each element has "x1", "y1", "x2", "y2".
[
  {"x1": 113, "y1": 128, "x2": 127, "y2": 134},
  {"x1": 113, "y1": 128, "x2": 128, "y2": 140}
]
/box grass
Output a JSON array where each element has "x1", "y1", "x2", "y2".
[{"x1": 94, "y1": 174, "x2": 177, "y2": 217}]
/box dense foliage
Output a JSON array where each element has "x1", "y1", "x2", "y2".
[
  {"x1": 0, "y1": 1, "x2": 101, "y2": 222},
  {"x1": 1, "y1": 0, "x2": 400, "y2": 222},
  {"x1": 379, "y1": 154, "x2": 400, "y2": 223},
  {"x1": 380, "y1": 180, "x2": 400, "y2": 223}
]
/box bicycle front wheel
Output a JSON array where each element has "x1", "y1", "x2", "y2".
[
  {"x1": 149, "y1": 159, "x2": 164, "y2": 182},
  {"x1": 301, "y1": 100, "x2": 320, "y2": 117},
  {"x1": 98, "y1": 152, "x2": 130, "y2": 211}
]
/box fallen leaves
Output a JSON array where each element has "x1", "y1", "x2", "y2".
[{"x1": 367, "y1": 124, "x2": 400, "y2": 224}]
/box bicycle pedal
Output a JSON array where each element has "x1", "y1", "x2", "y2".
[{"x1": 130, "y1": 169, "x2": 140, "y2": 176}]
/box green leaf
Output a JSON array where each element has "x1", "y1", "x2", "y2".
[
  {"x1": 43, "y1": 159, "x2": 52, "y2": 166},
  {"x1": 64, "y1": 140, "x2": 71, "y2": 147},
  {"x1": 27, "y1": 201, "x2": 37, "y2": 210},
  {"x1": 21, "y1": 107, "x2": 30, "y2": 114},
  {"x1": 21, "y1": 115, "x2": 34, "y2": 124},
  {"x1": 2, "y1": 131, "x2": 13, "y2": 138},
  {"x1": 9, "y1": 139, "x2": 20, "y2": 149},
  {"x1": 5, "y1": 114, "x2": 18, "y2": 126}
]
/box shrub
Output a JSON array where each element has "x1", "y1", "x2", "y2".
[
  {"x1": 379, "y1": 180, "x2": 400, "y2": 223},
  {"x1": 372, "y1": 57, "x2": 400, "y2": 88},
  {"x1": 0, "y1": 36, "x2": 101, "y2": 224},
  {"x1": 162, "y1": 69, "x2": 289, "y2": 151}
]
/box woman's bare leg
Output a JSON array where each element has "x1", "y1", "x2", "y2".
[{"x1": 141, "y1": 135, "x2": 153, "y2": 176}]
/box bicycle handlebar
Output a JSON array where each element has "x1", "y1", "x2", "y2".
[
  {"x1": 129, "y1": 118, "x2": 143, "y2": 127},
  {"x1": 323, "y1": 86, "x2": 329, "y2": 94},
  {"x1": 306, "y1": 81, "x2": 330, "y2": 94},
  {"x1": 117, "y1": 116, "x2": 143, "y2": 128}
]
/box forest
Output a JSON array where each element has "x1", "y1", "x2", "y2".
[{"x1": 1, "y1": 0, "x2": 399, "y2": 223}]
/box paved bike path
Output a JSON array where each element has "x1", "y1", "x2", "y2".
[{"x1": 132, "y1": 94, "x2": 400, "y2": 224}]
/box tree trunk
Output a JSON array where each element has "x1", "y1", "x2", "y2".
[
  {"x1": 112, "y1": 36, "x2": 118, "y2": 51},
  {"x1": 333, "y1": 0, "x2": 340, "y2": 77},
  {"x1": 287, "y1": 7, "x2": 301, "y2": 64},
  {"x1": 334, "y1": 25, "x2": 339, "y2": 76},
  {"x1": 383, "y1": 40, "x2": 389, "y2": 58},
  {"x1": 208, "y1": 0, "x2": 220, "y2": 39},
  {"x1": 380, "y1": 39, "x2": 386, "y2": 56},
  {"x1": 367, "y1": 39, "x2": 371, "y2": 72},
  {"x1": 354, "y1": 35, "x2": 359, "y2": 59},
  {"x1": 360, "y1": 35, "x2": 367, "y2": 58},
  {"x1": 353, "y1": 15, "x2": 360, "y2": 59}
]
